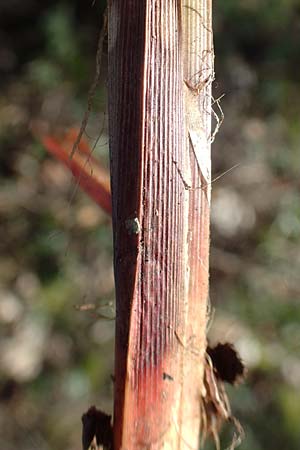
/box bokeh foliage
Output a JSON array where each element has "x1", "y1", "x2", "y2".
[{"x1": 0, "y1": 1, "x2": 300, "y2": 449}]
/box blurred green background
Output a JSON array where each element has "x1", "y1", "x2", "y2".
[{"x1": 0, "y1": 1, "x2": 299, "y2": 449}]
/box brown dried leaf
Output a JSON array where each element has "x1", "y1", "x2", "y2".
[
  {"x1": 200, "y1": 345, "x2": 245, "y2": 450},
  {"x1": 82, "y1": 406, "x2": 113, "y2": 450},
  {"x1": 207, "y1": 343, "x2": 246, "y2": 385}
]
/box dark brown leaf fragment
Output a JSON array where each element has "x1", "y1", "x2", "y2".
[
  {"x1": 207, "y1": 342, "x2": 246, "y2": 385},
  {"x1": 82, "y1": 406, "x2": 113, "y2": 450}
]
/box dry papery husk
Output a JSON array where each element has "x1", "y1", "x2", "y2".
[{"x1": 200, "y1": 343, "x2": 246, "y2": 450}]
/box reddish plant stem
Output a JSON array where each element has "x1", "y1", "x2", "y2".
[{"x1": 108, "y1": 1, "x2": 213, "y2": 448}]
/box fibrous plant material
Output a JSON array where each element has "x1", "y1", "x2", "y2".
[
  {"x1": 200, "y1": 344, "x2": 246, "y2": 450},
  {"x1": 70, "y1": 9, "x2": 108, "y2": 160},
  {"x1": 178, "y1": 0, "x2": 214, "y2": 446},
  {"x1": 108, "y1": 1, "x2": 213, "y2": 448}
]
